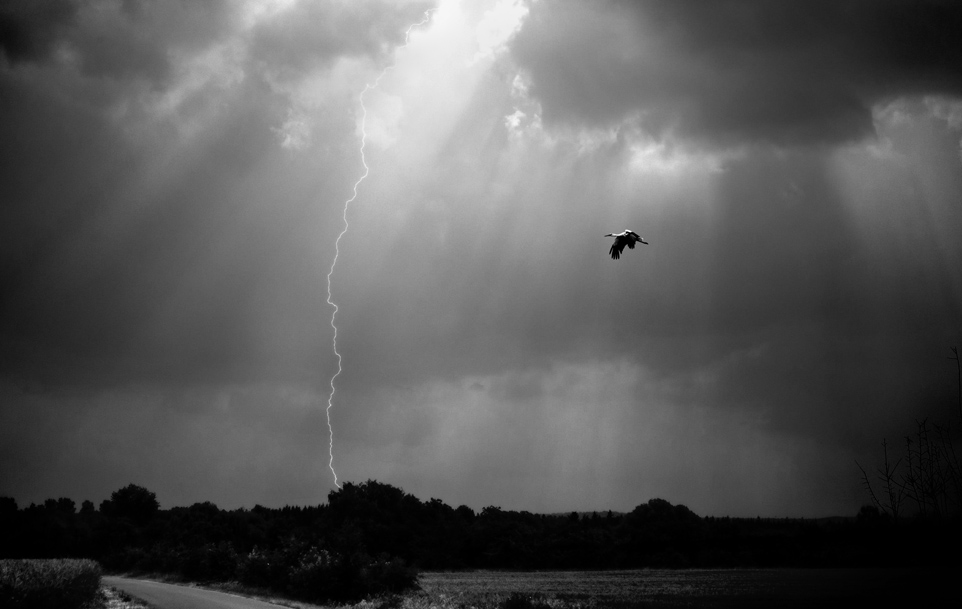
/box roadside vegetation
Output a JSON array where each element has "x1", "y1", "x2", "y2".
[
  {"x1": 0, "y1": 558, "x2": 101, "y2": 609},
  {"x1": 100, "y1": 586, "x2": 151, "y2": 609}
]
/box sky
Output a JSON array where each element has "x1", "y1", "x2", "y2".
[{"x1": 1, "y1": 0, "x2": 961, "y2": 518}]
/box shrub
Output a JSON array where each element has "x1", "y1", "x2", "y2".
[
  {"x1": 0, "y1": 558, "x2": 101, "y2": 609},
  {"x1": 238, "y1": 541, "x2": 420, "y2": 604},
  {"x1": 287, "y1": 546, "x2": 338, "y2": 600},
  {"x1": 237, "y1": 547, "x2": 274, "y2": 588},
  {"x1": 500, "y1": 592, "x2": 553, "y2": 609},
  {"x1": 360, "y1": 555, "x2": 419, "y2": 595},
  {"x1": 180, "y1": 542, "x2": 238, "y2": 582}
]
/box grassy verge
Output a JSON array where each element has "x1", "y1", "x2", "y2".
[
  {"x1": 101, "y1": 585, "x2": 151, "y2": 609},
  {"x1": 0, "y1": 558, "x2": 102, "y2": 609}
]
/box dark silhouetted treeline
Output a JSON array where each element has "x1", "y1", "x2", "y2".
[{"x1": 2, "y1": 480, "x2": 960, "y2": 601}]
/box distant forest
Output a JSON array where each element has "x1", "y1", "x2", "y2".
[{"x1": 2, "y1": 480, "x2": 960, "y2": 601}]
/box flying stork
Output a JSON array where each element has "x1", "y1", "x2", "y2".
[{"x1": 605, "y1": 229, "x2": 648, "y2": 259}]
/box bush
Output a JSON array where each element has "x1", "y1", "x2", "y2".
[
  {"x1": 360, "y1": 555, "x2": 419, "y2": 595},
  {"x1": 237, "y1": 547, "x2": 275, "y2": 588},
  {"x1": 0, "y1": 558, "x2": 101, "y2": 609},
  {"x1": 500, "y1": 592, "x2": 553, "y2": 609},
  {"x1": 181, "y1": 543, "x2": 238, "y2": 581},
  {"x1": 287, "y1": 546, "x2": 338, "y2": 600}
]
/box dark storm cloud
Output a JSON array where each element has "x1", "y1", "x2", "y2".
[
  {"x1": 0, "y1": 381, "x2": 332, "y2": 508},
  {"x1": 2, "y1": 0, "x2": 959, "y2": 516},
  {"x1": 0, "y1": 0, "x2": 439, "y2": 508},
  {"x1": 1, "y1": 0, "x2": 234, "y2": 84},
  {"x1": 0, "y1": 0, "x2": 76, "y2": 64},
  {"x1": 250, "y1": 0, "x2": 433, "y2": 75},
  {"x1": 510, "y1": 0, "x2": 962, "y2": 146},
  {"x1": 0, "y1": 0, "x2": 435, "y2": 392},
  {"x1": 2, "y1": 0, "x2": 434, "y2": 91},
  {"x1": 0, "y1": 0, "x2": 431, "y2": 89}
]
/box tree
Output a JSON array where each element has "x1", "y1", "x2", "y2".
[
  {"x1": 0, "y1": 497, "x2": 16, "y2": 517},
  {"x1": 101, "y1": 484, "x2": 159, "y2": 524},
  {"x1": 857, "y1": 438, "x2": 904, "y2": 520},
  {"x1": 857, "y1": 348, "x2": 962, "y2": 519}
]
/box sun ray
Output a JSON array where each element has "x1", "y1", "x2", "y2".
[{"x1": 325, "y1": 9, "x2": 436, "y2": 490}]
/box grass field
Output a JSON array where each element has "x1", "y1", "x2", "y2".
[{"x1": 402, "y1": 568, "x2": 961, "y2": 609}]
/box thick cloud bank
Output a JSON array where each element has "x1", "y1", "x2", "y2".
[
  {"x1": 1, "y1": 0, "x2": 960, "y2": 517},
  {"x1": 511, "y1": 0, "x2": 962, "y2": 146}
]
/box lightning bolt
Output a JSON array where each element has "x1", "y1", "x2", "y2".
[{"x1": 325, "y1": 9, "x2": 435, "y2": 490}]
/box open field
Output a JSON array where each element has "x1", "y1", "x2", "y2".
[{"x1": 409, "y1": 568, "x2": 962, "y2": 608}]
